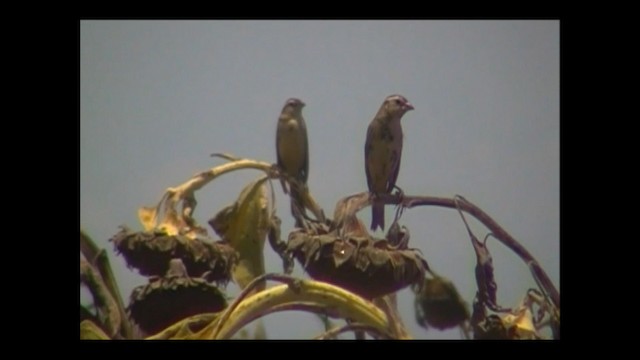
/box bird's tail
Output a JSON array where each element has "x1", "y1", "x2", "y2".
[{"x1": 370, "y1": 202, "x2": 385, "y2": 231}]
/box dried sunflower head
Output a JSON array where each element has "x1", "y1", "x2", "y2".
[
  {"x1": 110, "y1": 227, "x2": 237, "y2": 284},
  {"x1": 127, "y1": 259, "x2": 228, "y2": 336},
  {"x1": 286, "y1": 229, "x2": 430, "y2": 299}
]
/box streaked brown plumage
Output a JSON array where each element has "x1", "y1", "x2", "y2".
[
  {"x1": 276, "y1": 98, "x2": 309, "y2": 227},
  {"x1": 364, "y1": 94, "x2": 414, "y2": 231}
]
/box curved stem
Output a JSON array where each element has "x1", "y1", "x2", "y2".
[
  {"x1": 210, "y1": 273, "x2": 300, "y2": 338},
  {"x1": 378, "y1": 194, "x2": 560, "y2": 309},
  {"x1": 80, "y1": 231, "x2": 134, "y2": 338},
  {"x1": 206, "y1": 277, "x2": 389, "y2": 339}
]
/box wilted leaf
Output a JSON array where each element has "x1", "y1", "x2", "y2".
[
  {"x1": 414, "y1": 275, "x2": 469, "y2": 331},
  {"x1": 136, "y1": 158, "x2": 277, "y2": 241},
  {"x1": 474, "y1": 314, "x2": 509, "y2": 340},
  {"x1": 160, "y1": 207, "x2": 184, "y2": 236},
  {"x1": 502, "y1": 308, "x2": 538, "y2": 340},
  {"x1": 209, "y1": 206, "x2": 234, "y2": 238},
  {"x1": 209, "y1": 176, "x2": 271, "y2": 291},
  {"x1": 137, "y1": 206, "x2": 158, "y2": 232},
  {"x1": 470, "y1": 234, "x2": 510, "y2": 313},
  {"x1": 332, "y1": 192, "x2": 370, "y2": 235}
]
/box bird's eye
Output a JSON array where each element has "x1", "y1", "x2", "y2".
[{"x1": 394, "y1": 99, "x2": 402, "y2": 105}]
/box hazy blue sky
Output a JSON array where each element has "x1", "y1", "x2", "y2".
[{"x1": 80, "y1": 20, "x2": 559, "y2": 339}]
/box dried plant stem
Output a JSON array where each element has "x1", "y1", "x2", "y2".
[
  {"x1": 80, "y1": 259, "x2": 120, "y2": 337},
  {"x1": 209, "y1": 273, "x2": 301, "y2": 338},
  {"x1": 80, "y1": 231, "x2": 134, "y2": 338},
  {"x1": 200, "y1": 274, "x2": 388, "y2": 339},
  {"x1": 378, "y1": 193, "x2": 560, "y2": 310}
]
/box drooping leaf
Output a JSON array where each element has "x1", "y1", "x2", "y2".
[
  {"x1": 137, "y1": 206, "x2": 158, "y2": 232},
  {"x1": 414, "y1": 275, "x2": 469, "y2": 331},
  {"x1": 502, "y1": 308, "x2": 539, "y2": 340},
  {"x1": 471, "y1": 234, "x2": 510, "y2": 313},
  {"x1": 137, "y1": 158, "x2": 275, "y2": 240},
  {"x1": 474, "y1": 314, "x2": 509, "y2": 340},
  {"x1": 160, "y1": 206, "x2": 184, "y2": 236},
  {"x1": 209, "y1": 176, "x2": 271, "y2": 291}
]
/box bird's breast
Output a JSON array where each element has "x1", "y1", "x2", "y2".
[{"x1": 277, "y1": 118, "x2": 306, "y2": 176}]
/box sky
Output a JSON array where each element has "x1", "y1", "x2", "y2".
[{"x1": 80, "y1": 20, "x2": 559, "y2": 340}]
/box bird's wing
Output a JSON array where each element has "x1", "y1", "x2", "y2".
[
  {"x1": 387, "y1": 147, "x2": 402, "y2": 193},
  {"x1": 276, "y1": 117, "x2": 285, "y2": 169},
  {"x1": 299, "y1": 116, "x2": 309, "y2": 183},
  {"x1": 364, "y1": 122, "x2": 375, "y2": 192}
]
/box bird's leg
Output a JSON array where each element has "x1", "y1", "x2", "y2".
[
  {"x1": 392, "y1": 184, "x2": 405, "y2": 201},
  {"x1": 391, "y1": 186, "x2": 407, "y2": 223},
  {"x1": 382, "y1": 187, "x2": 411, "y2": 249}
]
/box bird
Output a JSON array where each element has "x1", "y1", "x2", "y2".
[
  {"x1": 276, "y1": 98, "x2": 310, "y2": 228},
  {"x1": 364, "y1": 94, "x2": 414, "y2": 231}
]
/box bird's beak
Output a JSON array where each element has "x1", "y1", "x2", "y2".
[{"x1": 404, "y1": 102, "x2": 414, "y2": 111}]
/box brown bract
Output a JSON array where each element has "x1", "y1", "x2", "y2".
[
  {"x1": 110, "y1": 227, "x2": 238, "y2": 284},
  {"x1": 286, "y1": 228, "x2": 429, "y2": 299}
]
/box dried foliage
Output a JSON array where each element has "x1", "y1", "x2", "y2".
[
  {"x1": 208, "y1": 176, "x2": 271, "y2": 291},
  {"x1": 414, "y1": 275, "x2": 469, "y2": 331},
  {"x1": 81, "y1": 153, "x2": 559, "y2": 340}
]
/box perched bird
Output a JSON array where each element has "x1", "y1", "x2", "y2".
[
  {"x1": 276, "y1": 98, "x2": 309, "y2": 227},
  {"x1": 364, "y1": 94, "x2": 414, "y2": 231}
]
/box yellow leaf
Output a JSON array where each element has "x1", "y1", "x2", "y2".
[
  {"x1": 159, "y1": 208, "x2": 183, "y2": 236},
  {"x1": 502, "y1": 308, "x2": 538, "y2": 339},
  {"x1": 213, "y1": 176, "x2": 270, "y2": 291},
  {"x1": 137, "y1": 206, "x2": 158, "y2": 231}
]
